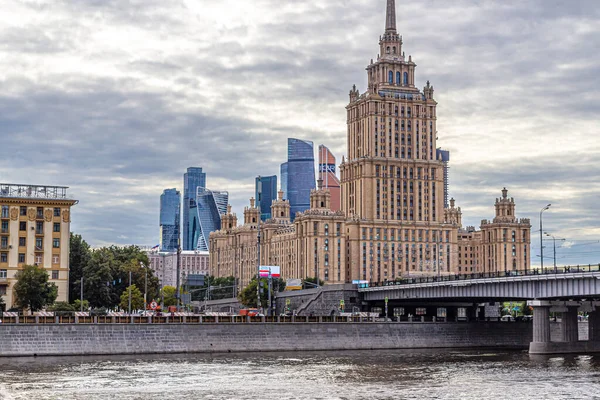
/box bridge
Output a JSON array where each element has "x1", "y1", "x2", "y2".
[{"x1": 359, "y1": 265, "x2": 600, "y2": 355}]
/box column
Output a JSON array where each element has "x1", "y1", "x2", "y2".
[
  {"x1": 560, "y1": 306, "x2": 578, "y2": 342},
  {"x1": 589, "y1": 311, "x2": 600, "y2": 342},
  {"x1": 532, "y1": 305, "x2": 551, "y2": 343}
]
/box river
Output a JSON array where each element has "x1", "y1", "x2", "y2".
[{"x1": 0, "y1": 349, "x2": 598, "y2": 399}]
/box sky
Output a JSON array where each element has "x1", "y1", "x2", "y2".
[{"x1": 0, "y1": 0, "x2": 599, "y2": 267}]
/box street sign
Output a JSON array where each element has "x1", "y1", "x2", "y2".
[{"x1": 150, "y1": 301, "x2": 158, "y2": 310}]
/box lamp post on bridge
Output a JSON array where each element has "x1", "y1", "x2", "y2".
[
  {"x1": 539, "y1": 204, "x2": 551, "y2": 271},
  {"x1": 545, "y1": 232, "x2": 565, "y2": 274}
]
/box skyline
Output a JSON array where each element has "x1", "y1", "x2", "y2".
[{"x1": 0, "y1": 0, "x2": 598, "y2": 266}]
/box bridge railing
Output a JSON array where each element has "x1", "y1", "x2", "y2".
[{"x1": 363, "y1": 264, "x2": 600, "y2": 289}]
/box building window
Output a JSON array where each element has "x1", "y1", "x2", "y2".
[
  {"x1": 35, "y1": 238, "x2": 43, "y2": 250},
  {"x1": 36, "y1": 221, "x2": 43, "y2": 235},
  {"x1": 18, "y1": 253, "x2": 25, "y2": 263},
  {"x1": 54, "y1": 208, "x2": 61, "y2": 217},
  {"x1": 52, "y1": 255, "x2": 60, "y2": 264},
  {"x1": 19, "y1": 237, "x2": 26, "y2": 247},
  {"x1": 35, "y1": 255, "x2": 42, "y2": 265},
  {"x1": 0, "y1": 254, "x2": 6, "y2": 263},
  {"x1": 0, "y1": 269, "x2": 6, "y2": 278},
  {"x1": 325, "y1": 224, "x2": 329, "y2": 236},
  {"x1": 388, "y1": 71, "x2": 393, "y2": 84},
  {"x1": 20, "y1": 206, "x2": 27, "y2": 216},
  {"x1": 53, "y1": 239, "x2": 60, "y2": 248},
  {"x1": 1, "y1": 206, "x2": 8, "y2": 219},
  {"x1": 1, "y1": 221, "x2": 7, "y2": 234},
  {"x1": 53, "y1": 223, "x2": 61, "y2": 233},
  {"x1": 36, "y1": 207, "x2": 43, "y2": 219},
  {"x1": 403, "y1": 72, "x2": 409, "y2": 85},
  {"x1": 19, "y1": 221, "x2": 26, "y2": 231},
  {"x1": 396, "y1": 71, "x2": 401, "y2": 85},
  {"x1": 52, "y1": 270, "x2": 59, "y2": 280}
]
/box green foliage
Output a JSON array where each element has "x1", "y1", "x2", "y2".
[
  {"x1": 69, "y1": 233, "x2": 91, "y2": 303},
  {"x1": 73, "y1": 299, "x2": 90, "y2": 311},
  {"x1": 161, "y1": 285, "x2": 180, "y2": 307},
  {"x1": 78, "y1": 242, "x2": 160, "y2": 309},
  {"x1": 48, "y1": 301, "x2": 76, "y2": 312},
  {"x1": 237, "y1": 276, "x2": 285, "y2": 308},
  {"x1": 119, "y1": 284, "x2": 144, "y2": 311},
  {"x1": 13, "y1": 265, "x2": 58, "y2": 311}
]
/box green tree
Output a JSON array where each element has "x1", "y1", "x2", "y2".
[
  {"x1": 13, "y1": 265, "x2": 58, "y2": 311},
  {"x1": 48, "y1": 301, "x2": 75, "y2": 312},
  {"x1": 69, "y1": 233, "x2": 91, "y2": 303},
  {"x1": 162, "y1": 285, "x2": 179, "y2": 307},
  {"x1": 73, "y1": 299, "x2": 90, "y2": 311},
  {"x1": 238, "y1": 276, "x2": 284, "y2": 308},
  {"x1": 119, "y1": 284, "x2": 144, "y2": 311}
]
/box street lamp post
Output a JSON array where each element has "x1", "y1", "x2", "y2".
[
  {"x1": 545, "y1": 232, "x2": 565, "y2": 273},
  {"x1": 140, "y1": 262, "x2": 148, "y2": 313},
  {"x1": 539, "y1": 204, "x2": 551, "y2": 271},
  {"x1": 257, "y1": 176, "x2": 262, "y2": 311},
  {"x1": 128, "y1": 270, "x2": 132, "y2": 315}
]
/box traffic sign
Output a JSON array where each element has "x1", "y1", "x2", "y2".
[{"x1": 150, "y1": 301, "x2": 158, "y2": 310}]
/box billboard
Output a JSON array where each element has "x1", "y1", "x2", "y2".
[
  {"x1": 286, "y1": 278, "x2": 302, "y2": 291},
  {"x1": 259, "y1": 266, "x2": 280, "y2": 278}
]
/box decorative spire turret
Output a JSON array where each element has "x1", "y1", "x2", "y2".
[{"x1": 386, "y1": 0, "x2": 397, "y2": 32}]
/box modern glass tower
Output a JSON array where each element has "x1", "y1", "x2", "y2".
[
  {"x1": 280, "y1": 163, "x2": 288, "y2": 200},
  {"x1": 318, "y1": 145, "x2": 341, "y2": 211},
  {"x1": 255, "y1": 175, "x2": 277, "y2": 221},
  {"x1": 196, "y1": 188, "x2": 229, "y2": 251},
  {"x1": 159, "y1": 188, "x2": 181, "y2": 252},
  {"x1": 281, "y1": 138, "x2": 316, "y2": 220},
  {"x1": 183, "y1": 167, "x2": 206, "y2": 250}
]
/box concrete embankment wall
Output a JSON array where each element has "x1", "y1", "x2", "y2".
[{"x1": 0, "y1": 322, "x2": 532, "y2": 357}]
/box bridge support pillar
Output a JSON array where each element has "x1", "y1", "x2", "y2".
[
  {"x1": 589, "y1": 311, "x2": 600, "y2": 342},
  {"x1": 531, "y1": 301, "x2": 551, "y2": 345},
  {"x1": 560, "y1": 306, "x2": 579, "y2": 343}
]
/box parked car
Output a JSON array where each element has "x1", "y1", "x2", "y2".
[{"x1": 501, "y1": 315, "x2": 515, "y2": 322}]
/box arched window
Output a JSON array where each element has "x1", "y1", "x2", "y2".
[
  {"x1": 325, "y1": 224, "x2": 329, "y2": 236},
  {"x1": 324, "y1": 254, "x2": 329, "y2": 266},
  {"x1": 388, "y1": 71, "x2": 393, "y2": 84},
  {"x1": 408, "y1": 134, "x2": 412, "y2": 145},
  {"x1": 396, "y1": 72, "x2": 401, "y2": 85},
  {"x1": 407, "y1": 121, "x2": 412, "y2": 131},
  {"x1": 280, "y1": 211, "x2": 284, "y2": 217},
  {"x1": 403, "y1": 72, "x2": 409, "y2": 85},
  {"x1": 386, "y1": 46, "x2": 390, "y2": 54},
  {"x1": 393, "y1": 47, "x2": 397, "y2": 54}
]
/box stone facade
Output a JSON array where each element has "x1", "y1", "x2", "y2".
[
  {"x1": 208, "y1": 0, "x2": 531, "y2": 288},
  {"x1": 0, "y1": 184, "x2": 77, "y2": 310},
  {"x1": 0, "y1": 322, "x2": 533, "y2": 357},
  {"x1": 147, "y1": 250, "x2": 209, "y2": 288}
]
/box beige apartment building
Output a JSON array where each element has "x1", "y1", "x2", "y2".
[
  {"x1": 147, "y1": 250, "x2": 210, "y2": 288},
  {"x1": 0, "y1": 183, "x2": 77, "y2": 310},
  {"x1": 209, "y1": 0, "x2": 531, "y2": 288}
]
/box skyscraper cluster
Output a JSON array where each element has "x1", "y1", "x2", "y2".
[{"x1": 158, "y1": 145, "x2": 341, "y2": 250}]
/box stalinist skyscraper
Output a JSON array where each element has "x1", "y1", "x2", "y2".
[
  {"x1": 209, "y1": 0, "x2": 531, "y2": 287},
  {"x1": 341, "y1": 0, "x2": 449, "y2": 279}
]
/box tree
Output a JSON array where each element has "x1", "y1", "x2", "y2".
[
  {"x1": 162, "y1": 285, "x2": 179, "y2": 307},
  {"x1": 69, "y1": 233, "x2": 91, "y2": 303},
  {"x1": 48, "y1": 301, "x2": 75, "y2": 312},
  {"x1": 13, "y1": 265, "x2": 58, "y2": 311},
  {"x1": 82, "y1": 245, "x2": 160, "y2": 309},
  {"x1": 73, "y1": 299, "x2": 90, "y2": 311},
  {"x1": 238, "y1": 276, "x2": 285, "y2": 308},
  {"x1": 119, "y1": 284, "x2": 144, "y2": 311},
  {"x1": 0, "y1": 295, "x2": 5, "y2": 312},
  {"x1": 303, "y1": 277, "x2": 325, "y2": 288}
]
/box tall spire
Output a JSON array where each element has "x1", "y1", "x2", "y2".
[{"x1": 385, "y1": 0, "x2": 397, "y2": 32}]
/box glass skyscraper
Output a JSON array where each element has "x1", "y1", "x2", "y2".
[
  {"x1": 159, "y1": 188, "x2": 181, "y2": 252},
  {"x1": 255, "y1": 175, "x2": 277, "y2": 221},
  {"x1": 196, "y1": 188, "x2": 229, "y2": 252},
  {"x1": 281, "y1": 138, "x2": 315, "y2": 220},
  {"x1": 183, "y1": 167, "x2": 206, "y2": 250}
]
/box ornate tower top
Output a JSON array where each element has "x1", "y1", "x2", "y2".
[{"x1": 386, "y1": 0, "x2": 397, "y2": 32}]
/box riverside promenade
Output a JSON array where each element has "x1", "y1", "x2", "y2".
[{"x1": 0, "y1": 317, "x2": 533, "y2": 357}]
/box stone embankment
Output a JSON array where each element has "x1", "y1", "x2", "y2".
[{"x1": 0, "y1": 322, "x2": 532, "y2": 357}]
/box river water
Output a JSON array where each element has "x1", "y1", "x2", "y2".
[{"x1": 0, "y1": 349, "x2": 598, "y2": 400}]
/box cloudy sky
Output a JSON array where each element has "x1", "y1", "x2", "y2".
[{"x1": 1, "y1": 0, "x2": 598, "y2": 267}]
